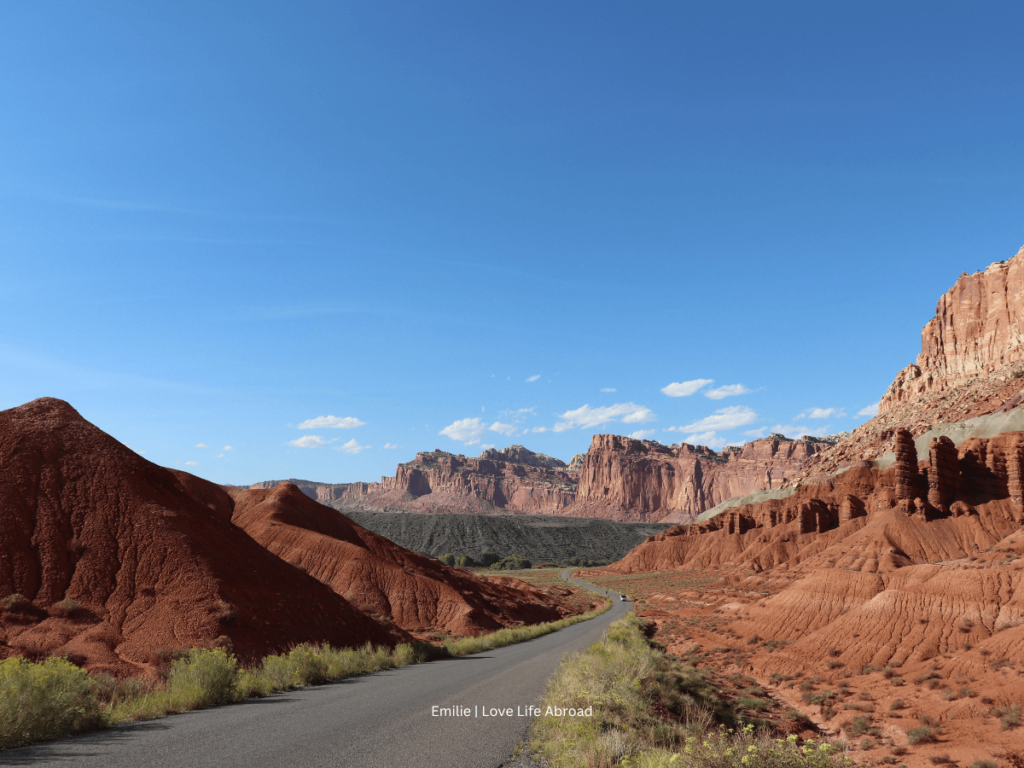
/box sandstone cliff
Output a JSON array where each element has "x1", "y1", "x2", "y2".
[
  {"x1": 881, "y1": 246, "x2": 1024, "y2": 415},
  {"x1": 333, "y1": 447, "x2": 578, "y2": 515},
  {"x1": 786, "y1": 244, "x2": 1024, "y2": 484},
  {"x1": 573, "y1": 433, "x2": 828, "y2": 523},
  {"x1": 311, "y1": 434, "x2": 827, "y2": 523}
]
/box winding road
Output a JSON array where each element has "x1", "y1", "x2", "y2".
[{"x1": 2, "y1": 571, "x2": 629, "y2": 768}]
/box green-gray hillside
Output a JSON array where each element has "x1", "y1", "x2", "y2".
[{"x1": 337, "y1": 510, "x2": 673, "y2": 565}]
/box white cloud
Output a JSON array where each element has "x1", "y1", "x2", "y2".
[
  {"x1": 798, "y1": 407, "x2": 846, "y2": 419},
  {"x1": 439, "y1": 417, "x2": 488, "y2": 444},
  {"x1": 223, "y1": 445, "x2": 233, "y2": 451},
  {"x1": 480, "y1": 443, "x2": 495, "y2": 450},
  {"x1": 196, "y1": 443, "x2": 208, "y2": 448},
  {"x1": 600, "y1": 387, "x2": 616, "y2": 393},
  {"x1": 530, "y1": 426, "x2": 548, "y2": 433},
  {"x1": 185, "y1": 461, "x2": 198, "y2": 467},
  {"x1": 668, "y1": 406, "x2": 758, "y2": 433},
  {"x1": 489, "y1": 421, "x2": 517, "y2": 436},
  {"x1": 289, "y1": 435, "x2": 331, "y2": 448},
  {"x1": 661, "y1": 379, "x2": 714, "y2": 397},
  {"x1": 216, "y1": 453, "x2": 224, "y2": 458},
  {"x1": 629, "y1": 429, "x2": 657, "y2": 440},
  {"x1": 553, "y1": 403, "x2": 655, "y2": 432},
  {"x1": 682, "y1": 431, "x2": 730, "y2": 449},
  {"x1": 335, "y1": 438, "x2": 370, "y2": 454},
  {"x1": 857, "y1": 402, "x2": 880, "y2": 417},
  {"x1": 704, "y1": 384, "x2": 751, "y2": 400},
  {"x1": 298, "y1": 415, "x2": 365, "y2": 430},
  {"x1": 526, "y1": 374, "x2": 541, "y2": 382},
  {"x1": 382, "y1": 442, "x2": 403, "y2": 449},
  {"x1": 743, "y1": 427, "x2": 768, "y2": 439}
]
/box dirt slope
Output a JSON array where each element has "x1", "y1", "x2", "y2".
[
  {"x1": 0, "y1": 398, "x2": 404, "y2": 675},
  {"x1": 228, "y1": 483, "x2": 576, "y2": 636}
]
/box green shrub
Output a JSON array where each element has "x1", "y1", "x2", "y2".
[
  {"x1": 0, "y1": 656, "x2": 105, "y2": 750},
  {"x1": 907, "y1": 725, "x2": 939, "y2": 744},
  {"x1": 46, "y1": 599, "x2": 84, "y2": 619},
  {"x1": 969, "y1": 762, "x2": 997, "y2": 768},
  {"x1": 167, "y1": 648, "x2": 239, "y2": 709},
  {"x1": 489, "y1": 555, "x2": 533, "y2": 571},
  {"x1": 994, "y1": 703, "x2": 1021, "y2": 730},
  {"x1": 0, "y1": 593, "x2": 31, "y2": 612}
]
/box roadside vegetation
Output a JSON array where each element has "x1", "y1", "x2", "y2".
[
  {"x1": 0, "y1": 598, "x2": 610, "y2": 752},
  {"x1": 529, "y1": 613, "x2": 850, "y2": 768}
]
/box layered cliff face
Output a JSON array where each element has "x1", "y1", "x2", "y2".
[
  {"x1": 335, "y1": 447, "x2": 578, "y2": 515},
  {"x1": 881, "y1": 246, "x2": 1024, "y2": 415},
  {"x1": 786, "y1": 245, "x2": 1024, "y2": 485},
  {"x1": 317, "y1": 434, "x2": 827, "y2": 523},
  {"x1": 572, "y1": 433, "x2": 828, "y2": 523}
]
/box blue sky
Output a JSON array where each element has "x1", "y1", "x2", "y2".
[{"x1": 2, "y1": 1, "x2": 1023, "y2": 485}]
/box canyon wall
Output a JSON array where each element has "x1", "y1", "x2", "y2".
[
  {"x1": 313, "y1": 435, "x2": 829, "y2": 523},
  {"x1": 880, "y1": 246, "x2": 1024, "y2": 415}
]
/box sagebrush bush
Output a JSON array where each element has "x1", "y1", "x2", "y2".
[
  {"x1": 0, "y1": 656, "x2": 105, "y2": 750},
  {"x1": 46, "y1": 599, "x2": 84, "y2": 619},
  {"x1": 167, "y1": 648, "x2": 239, "y2": 709}
]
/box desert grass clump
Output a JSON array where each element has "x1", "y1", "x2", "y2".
[
  {"x1": 46, "y1": 599, "x2": 84, "y2": 619},
  {"x1": 907, "y1": 725, "x2": 940, "y2": 745},
  {"x1": 0, "y1": 593, "x2": 32, "y2": 613},
  {"x1": 0, "y1": 656, "x2": 105, "y2": 750},
  {"x1": 994, "y1": 703, "x2": 1022, "y2": 730}
]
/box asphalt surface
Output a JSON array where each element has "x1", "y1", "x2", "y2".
[{"x1": 2, "y1": 570, "x2": 630, "y2": 768}]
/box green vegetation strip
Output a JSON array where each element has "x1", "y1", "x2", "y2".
[
  {"x1": 0, "y1": 598, "x2": 610, "y2": 752},
  {"x1": 528, "y1": 613, "x2": 849, "y2": 768}
]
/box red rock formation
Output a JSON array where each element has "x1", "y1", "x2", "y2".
[
  {"x1": 927, "y1": 435, "x2": 959, "y2": 511},
  {"x1": 880, "y1": 246, "x2": 1024, "y2": 414},
  {"x1": 302, "y1": 447, "x2": 578, "y2": 516},
  {"x1": 893, "y1": 428, "x2": 920, "y2": 501},
  {"x1": 0, "y1": 398, "x2": 404, "y2": 674},
  {"x1": 610, "y1": 431, "x2": 1024, "y2": 577},
  {"x1": 573, "y1": 434, "x2": 828, "y2": 523}
]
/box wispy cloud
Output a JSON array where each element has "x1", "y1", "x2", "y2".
[
  {"x1": 629, "y1": 429, "x2": 657, "y2": 440},
  {"x1": 289, "y1": 435, "x2": 331, "y2": 448},
  {"x1": 382, "y1": 443, "x2": 403, "y2": 449},
  {"x1": 798, "y1": 407, "x2": 846, "y2": 419},
  {"x1": 667, "y1": 406, "x2": 757, "y2": 433},
  {"x1": 600, "y1": 388, "x2": 616, "y2": 393},
  {"x1": 704, "y1": 384, "x2": 750, "y2": 400},
  {"x1": 196, "y1": 443, "x2": 207, "y2": 448},
  {"x1": 661, "y1": 379, "x2": 714, "y2": 397},
  {"x1": 526, "y1": 374, "x2": 541, "y2": 383},
  {"x1": 298, "y1": 415, "x2": 365, "y2": 430},
  {"x1": 223, "y1": 445, "x2": 233, "y2": 451},
  {"x1": 530, "y1": 426, "x2": 548, "y2": 433},
  {"x1": 489, "y1": 421, "x2": 517, "y2": 436},
  {"x1": 185, "y1": 461, "x2": 198, "y2": 467},
  {"x1": 335, "y1": 438, "x2": 370, "y2": 454},
  {"x1": 216, "y1": 453, "x2": 225, "y2": 458},
  {"x1": 857, "y1": 402, "x2": 879, "y2": 417},
  {"x1": 554, "y1": 403, "x2": 654, "y2": 432}
]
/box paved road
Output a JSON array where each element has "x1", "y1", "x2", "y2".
[{"x1": 2, "y1": 571, "x2": 629, "y2": 768}]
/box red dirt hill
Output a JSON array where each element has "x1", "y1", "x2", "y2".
[
  {"x1": 0, "y1": 398, "x2": 407, "y2": 675},
  {"x1": 227, "y1": 483, "x2": 576, "y2": 636}
]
